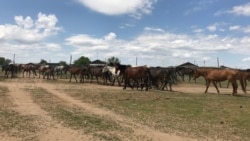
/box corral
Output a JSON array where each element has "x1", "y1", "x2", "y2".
[{"x1": 0, "y1": 72, "x2": 250, "y2": 141}]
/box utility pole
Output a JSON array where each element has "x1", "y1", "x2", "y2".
[
  {"x1": 136, "y1": 56, "x2": 137, "y2": 66},
  {"x1": 217, "y1": 57, "x2": 220, "y2": 68},
  {"x1": 70, "y1": 55, "x2": 72, "y2": 66},
  {"x1": 13, "y1": 54, "x2": 15, "y2": 64}
]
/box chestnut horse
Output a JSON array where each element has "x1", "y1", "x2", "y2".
[
  {"x1": 193, "y1": 68, "x2": 246, "y2": 95},
  {"x1": 115, "y1": 64, "x2": 153, "y2": 91}
]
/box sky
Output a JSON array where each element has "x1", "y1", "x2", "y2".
[{"x1": 1, "y1": 0, "x2": 250, "y2": 68}]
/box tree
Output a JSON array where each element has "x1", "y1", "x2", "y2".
[
  {"x1": 39, "y1": 59, "x2": 47, "y2": 64},
  {"x1": 73, "y1": 56, "x2": 90, "y2": 67},
  {"x1": 0, "y1": 57, "x2": 5, "y2": 65},
  {"x1": 107, "y1": 56, "x2": 120, "y2": 66},
  {"x1": 58, "y1": 61, "x2": 67, "y2": 66},
  {"x1": 4, "y1": 59, "x2": 11, "y2": 65}
]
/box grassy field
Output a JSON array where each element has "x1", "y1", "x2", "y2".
[
  {"x1": 60, "y1": 81, "x2": 250, "y2": 141},
  {"x1": 0, "y1": 73, "x2": 250, "y2": 141}
]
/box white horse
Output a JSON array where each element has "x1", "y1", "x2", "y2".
[{"x1": 102, "y1": 65, "x2": 121, "y2": 86}]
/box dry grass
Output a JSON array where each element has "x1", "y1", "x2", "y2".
[{"x1": 60, "y1": 82, "x2": 250, "y2": 141}]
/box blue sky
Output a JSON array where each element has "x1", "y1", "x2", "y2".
[{"x1": 1, "y1": 0, "x2": 250, "y2": 68}]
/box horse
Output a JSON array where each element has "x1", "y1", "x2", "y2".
[
  {"x1": 54, "y1": 65, "x2": 67, "y2": 79},
  {"x1": 79, "y1": 66, "x2": 89, "y2": 83},
  {"x1": 22, "y1": 63, "x2": 37, "y2": 78},
  {"x1": 38, "y1": 64, "x2": 49, "y2": 78},
  {"x1": 226, "y1": 69, "x2": 250, "y2": 90},
  {"x1": 149, "y1": 67, "x2": 177, "y2": 91},
  {"x1": 43, "y1": 66, "x2": 55, "y2": 80},
  {"x1": 2, "y1": 64, "x2": 18, "y2": 78},
  {"x1": 88, "y1": 65, "x2": 105, "y2": 84},
  {"x1": 176, "y1": 66, "x2": 195, "y2": 82},
  {"x1": 193, "y1": 68, "x2": 246, "y2": 95},
  {"x1": 102, "y1": 65, "x2": 121, "y2": 86},
  {"x1": 115, "y1": 64, "x2": 153, "y2": 91},
  {"x1": 65, "y1": 66, "x2": 81, "y2": 83}
]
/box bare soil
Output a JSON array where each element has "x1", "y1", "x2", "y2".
[{"x1": 1, "y1": 77, "x2": 240, "y2": 141}]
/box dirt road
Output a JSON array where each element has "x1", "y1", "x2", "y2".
[{"x1": 0, "y1": 77, "x2": 232, "y2": 141}]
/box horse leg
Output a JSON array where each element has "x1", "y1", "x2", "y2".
[
  {"x1": 205, "y1": 80, "x2": 211, "y2": 93},
  {"x1": 169, "y1": 80, "x2": 173, "y2": 91},
  {"x1": 227, "y1": 81, "x2": 230, "y2": 88},
  {"x1": 69, "y1": 74, "x2": 72, "y2": 82},
  {"x1": 144, "y1": 78, "x2": 149, "y2": 91},
  {"x1": 212, "y1": 81, "x2": 220, "y2": 94},
  {"x1": 231, "y1": 81, "x2": 238, "y2": 96},
  {"x1": 123, "y1": 79, "x2": 128, "y2": 90},
  {"x1": 74, "y1": 74, "x2": 78, "y2": 83}
]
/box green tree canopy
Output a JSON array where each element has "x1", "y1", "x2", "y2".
[
  {"x1": 39, "y1": 59, "x2": 47, "y2": 65},
  {"x1": 59, "y1": 61, "x2": 67, "y2": 66},
  {"x1": 107, "y1": 56, "x2": 120, "y2": 66},
  {"x1": 73, "y1": 56, "x2": 90, "y2": 67},
  {"x1": 3, "y1": 59, "x2": 12, "y2": 65},
  {"x1": 0, "y1": 57, "x2": 5, "y2": 65}
]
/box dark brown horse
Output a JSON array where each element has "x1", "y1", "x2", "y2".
[
  {"x1": 149, "y1": 67, "x2": 176, "y2": 91},
  {"x1": 193, "y1": 68, "x2": 246, "y2": 95},
  {"x1": 176, "y1": 66, "x2": 195, "y2": 82},
  {"x1": 115, "y1": 64, "x2": 152, "y2": 91},
  {"x1": 2, "y1": 64, "x2": 19, "y2": 78},
  {"x1": 22, "y1": 63, "x2": 37, "y2": 78},
  {"x1": 88, "y1": 66, "x2": 105, "y2": 84},
  {"x1": 43, "y1": 66, "x2": 55, "y2": 80},
  {"x1": 66, "y1": 66, "x2": 82, "y2": 83}
]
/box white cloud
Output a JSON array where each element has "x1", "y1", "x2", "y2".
[
  {"x1": 229, "y1": 25, "x2": 241, "y2": 30},
  {"x1": 0, "y1": 12, "x2": 61, "y2": 43},
  {"x1": 242, "y1": 57, "x2": 250, "y2": 62},
  {"x1": 0, "y1": 13, "x2": 64, "y2": 63},
  {"x1": 65, "y1": 28, "x2": 250, "y2": 67},
  {"x1": 228, "y1": 2, "x2": 250, "y2": 16},
  {"x1": 77, "y1": 0, "x2": 157, "y2": 19},
  {"x1": 144, "y1": 27, "x2": 165, "y2": 32},
  {"x1": 228, "y1": 25, "x2": 250, "y2": 33},
  {"x1": 104, "y1": 32, "x2": 117, "y2": 41},
  {"x1": 207, "y1": 25, "x2": 217, "y2": 32}
]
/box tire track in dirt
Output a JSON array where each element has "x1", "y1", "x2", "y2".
[
  {"x1": 0, "y1": 81, "x2": 94, "y2": 141},
  {"x1": 41, "y1": 83, "x2": 209, "y2": 141}
]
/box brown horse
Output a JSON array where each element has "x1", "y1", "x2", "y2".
[
  {"x1": 22, "y1": 63, "x2": 37, "y2": 78},
  {"x1": 226, "y1": 70, "x2": 250, "y2": 90},
  {"x1": 2, "y1": 64, "x2": 19, "y2": 78},
  {"x1": 66, "y1": 66, "x2": 82, "y2": 83},
  {"x1": 88, "y1": 66, "x2": 105, "y2": 84},
  {"x1": 177, "y1": 66, "x2": 195, "y2": 82},
  {"x1": 115, "y1": 64, "x2": 152, "y2": 91},
  {"x1": 193, "y1": 68, "x2": 246, "y2": 95}
]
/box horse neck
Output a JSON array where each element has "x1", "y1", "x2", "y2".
[{"x1": 108, "y1": 67, "x2": 118, "y2": 75}]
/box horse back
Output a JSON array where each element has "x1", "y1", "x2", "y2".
[{"x1": 206, "y1": 69, "x2": 238, "y2": 81}]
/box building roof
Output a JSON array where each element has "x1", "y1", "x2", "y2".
[
  {"x1": 89, "y1": 59, "x2": 106, "y2": 66},
  {"x1": 177, "y1": 62, "x2": 198, "y2": 68}
]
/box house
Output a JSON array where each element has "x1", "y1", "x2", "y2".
[
  {"x1": 89, "y1": 59, "x2": 106, "y2": 66},
  {"x1": 177, "y1": 62, "x2": 198, "y2": 68}
]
